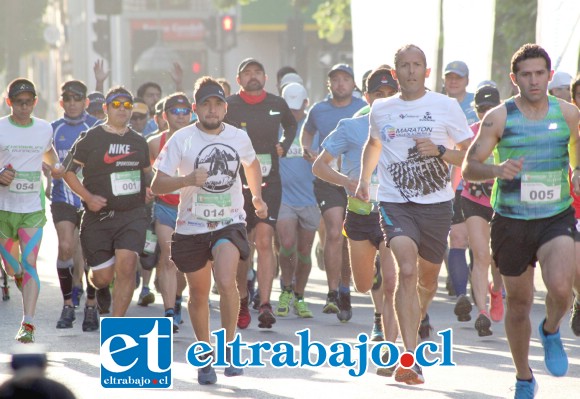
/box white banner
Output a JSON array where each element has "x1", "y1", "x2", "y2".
[
  {"x1": 536, "y1": 0, "x2": 580, "y2": 75},
  {"x1": 351, "y1": 0, "x2": 441, "y2": 90}
]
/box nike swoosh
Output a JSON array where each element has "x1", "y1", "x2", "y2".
[
  {"x1": 268, "y1": 216, "x2": 277, "y2": 221},
  {"x1": 269, "y1": 110, "x2": 280, "y2": 116},
  {"x1": 104, "y1": 152, "x2": 136, "y2": 164}
]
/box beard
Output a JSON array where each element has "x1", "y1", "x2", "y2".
[
  {"x1": 243, "y1": 79, "x2": 264, "y2": 91},
  {"x1": 199, "y1": 119, "x2": 222, "y2": 131}
]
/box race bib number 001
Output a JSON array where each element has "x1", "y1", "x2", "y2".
[
  {"x1": 9, "y1": 171, "x2": 41, "y2": 194},
  {"x1": 520, "y1": 171, "x2": 561, "y2": 203},
  {"x1": 111, "y1": 170, "x2": 141, "y2": 196}
]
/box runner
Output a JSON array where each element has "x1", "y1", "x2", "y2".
[
  {"x1": 151, "y1": 76, "x2": 267, "y2": 384},
  {"x1": 356, "y1": 44, "x2": 472, "y2": 384},
  {"x1": 462, "y1": 43, "x2": 580, "y2": 397},
  {"x1": 0, "y1": 78, "x2": 64, "y2": 343},
  {"x1": 63, "y1": 86, "x2": 152, "y2": 318}
]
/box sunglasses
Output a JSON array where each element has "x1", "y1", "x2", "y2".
[
  {"x1": 109, "y1": 101, "x2": 133, "y2": 110},
  {"x1": 62, "y1": 93, "x2": 84, "y2": 102},
  {"x1": 11, "y1": 99, "x2": 35, "y2": 107},
  {"x1": 168, "y1": 108, "x2": 191, "y2": 116}
]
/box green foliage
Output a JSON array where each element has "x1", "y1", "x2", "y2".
[
  {"x1": 312, "y1": 0, "x2": 351, "y2": 41},
  {"x1": 0, "y1": 0, "x2": 49, "y2": 74},
  {"x1": 492, "y1": 0, "x2": 538, "y2": 97}
]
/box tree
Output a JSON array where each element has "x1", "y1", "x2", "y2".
[
  {"x1": 0, "y1": 1, "x2": 49, "y2": 79},
  {"x1": 491, "y1": 0, "x2": 538, "y2": 97}
]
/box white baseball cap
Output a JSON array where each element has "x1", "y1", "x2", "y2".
[
  {"x1": 280, "y1": 73, "x2": 304, "y2": 90},
  {"x1": 548, "y1": 71, "x2": 573, "y2": 90},
  {"x1": 282, "y1": 83, "x2": 308, "y2": 110}
]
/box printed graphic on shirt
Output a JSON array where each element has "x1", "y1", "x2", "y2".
[
  {"x1": 104, "y1": 144, "x2": 137, "y2": 166},
  {"x1": 387, "y1": 146, "x2": 449, "y2": 199},
  {"x1": 195, "y1": 143, "x2": 240, "y2": 193}
]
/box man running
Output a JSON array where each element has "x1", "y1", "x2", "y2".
[
  {"x1": 462, "y1": 43, "x2": 580, "y2": 397},
  {"x1": 0, "y1": 78, "x2": 64, "y2": 343}
]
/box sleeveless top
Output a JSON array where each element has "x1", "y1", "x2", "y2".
[{"x1": 491, "y1": 96, "x2": 571, "y2": 219}]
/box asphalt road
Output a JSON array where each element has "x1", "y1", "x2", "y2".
[{"x1": 1, "y1": 217, "x2": 579, "y2": 398}]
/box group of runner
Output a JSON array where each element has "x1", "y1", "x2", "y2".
[{"x1": 1, "y1": 42, "x2": 579, "y2": 398}]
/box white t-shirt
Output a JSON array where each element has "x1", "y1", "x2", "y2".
[
  {"x1": 154, "y1": 123, "x2": 256, "y2": 235},
  {"x1": 0, "y1": 116, "x2": 53, "y2": 213},
  {"x1": 369, "y1": 91, "x2": 473, "y2": 204}
]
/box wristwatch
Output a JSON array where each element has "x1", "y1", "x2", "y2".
[{"x1": 436, "y1": 145, "x2": 447, "y2": 158}]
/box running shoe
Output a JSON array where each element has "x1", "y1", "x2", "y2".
[
  {"x1": 293, "y1": 298, "x2": 313, "y2": 318},
  {"x1": 538, "y1": 319, "x2": 568, "y2": 376},
  {"x1": 137, "y1": 287, "x2": 155, "y2": 307},
  {"x1": 514, "y1": 376, "x2": 538, "y2": 398},
  {"x1": 569, "y1": 300, "x2": 580, "y2": 337},
  {"x1": 71, "y1": 285, "x2": 84, "y2": 308},
  {"x1": 82, "y1": 306, "x2": 99, "y2": 332},
  {"x1": 489, "y1": 282, "x2": 504, "y2": 322},
  {"x1": 174, "y1": 299, "x2": 184, "y2": 325},
  {"x1": 15, "y1": 322, "x2": 35, "y2": 343},
  {"x1": 96, "y1": 287, "x2": 111, "y2": 315},
  {"x1": 165, "y1": 309, "x2": 179, "y2": 333},
  {"x1": 370, "y1": 316, "x2": 384, "y2": 341},
  {"x1": 475, "y1": 311, "x2": 492, "y2": 337},
  {"x1": 56, "y1": 305, "x2": 76, "y2": 329},
  {"x1": 237, "y1": 295, "x2": 251, "y2": 329},
  {"x1": 275, "y1": 290, "x2": 293, "y2": 317},
  {"x1": 454, "y1": 294, "x2": 472, "y2": 322},
  {"x1": 394, "y1": 364, "x2": 424, "y2": 385},
  {"x1": 337, "y1": 291, "x2": 352, "y2": 322},
  {"x1": 418, "y1": 313, "x2": 433, "y2": 341},
  {"x1": 258, "y1": 303, "x2": 276, "y2": 329},
  {"x1": 376, "y1": 347, "x2": 396, "y2": 377},
  {"x1": 322, "y1": 291, "x2": 339, "y2": 314},
  {"x1": 197, "y1": 365, "x2": 217, "y2": 385},
  {"x1": 224, "y1": 348, "x2": 243, "y2": 377}
]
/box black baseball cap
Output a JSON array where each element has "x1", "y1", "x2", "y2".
[
  {"x1": 366, "y1": 69, "x2": 398, "y2": 93},
  {"x1": 7, "y1": 78, "x2": 36, "y2": 98},
  {"x1": 474, "y1": 85, "x2": 500, "y2": 108},
  {"x1": 237, "y1": 58, "x2": 265, "y2": 75},
  {"x1": 61, "y1": 80, "x2": 87, "y2": 97},
  {"x1": 164, "y1": 93, "x2": 191, "y2": 111},
  {"x1": 194, "y1": 83, "x2": 227, "y2": 104},
  {"x1": 87, "y1": 92, "x2": 105, "y2": 112}
]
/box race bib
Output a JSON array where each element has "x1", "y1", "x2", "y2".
[
  {"x1": 520, "y1": 171, "x2": 561, "y2": 203},
  {"x1": 9, "y1": 171, "x2": 41, "y2": 194},
  {"x1": 286, "y1": 141, "x2": 303, "y2": 158},
  {"x1": 111, "y1": 170, "x2": 141, "y2": 196},
  {"x1": 257, "y1": 154, "x2": 272, "y2": 177},
  {"x1": 194, "y1": 193, "x2": 232, "y2": 221},
  {"x1": 144, "y1": 229, "x2": 158, "y2": 255}
]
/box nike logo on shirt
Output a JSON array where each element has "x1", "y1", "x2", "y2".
[
  {"x1": 104, "y1": 152, "x2": 136, "y2": 164},
  {"x1": 269, "y1": 110, "x2": 280, "y2": 116}
]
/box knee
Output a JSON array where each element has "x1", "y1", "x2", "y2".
[
  {"x1": 398, "y1": 264, "x2": 417, "y2": 284},
  {"x1": 505, "y1": 295, "x2": 532, "y2": 317},
  {"x1": 58, "y1": 242, "x2": 74, "y2": 259}
]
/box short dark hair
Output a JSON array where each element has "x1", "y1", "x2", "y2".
[
  {"x1": 571, "y1": 74, "x2": 580, "y2": 105},
  {"x1": 511, "y1": 43, "x2": 551, "y2": 75},
  {"x1": 137, "y1": 82, "x2": 162, "y2": 98},
  {"x1": 394, "y1": 44, "x2": 426, "y2": 68},
  {"x1": 105, "y1": 86, "x2": 133, "y2": 103},
  {"x1": 276, "y1": 66, "x2": 297, "y2": 83},
  {"x1": 194, "y1": 76, "x2": 221, "y2": 95}
]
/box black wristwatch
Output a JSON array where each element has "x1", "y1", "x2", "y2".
[{"x1": 436, "y1": 145, "x2": 447, "y2": 158}]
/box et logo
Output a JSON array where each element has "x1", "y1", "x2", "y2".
[{"x1": 100, "y1": 317, "x2": 173, "y2": 389}]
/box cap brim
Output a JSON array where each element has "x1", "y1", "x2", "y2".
[{"x1": 196, "y1": 94, "x2": 227, "y2": 104}]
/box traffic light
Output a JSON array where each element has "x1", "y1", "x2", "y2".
[
  {"x1": 220, "y1": 15, "x2": 236, "y2": 51},
  {"x1": 92, "y1": 18, "x2": 110, "y2": 60}
]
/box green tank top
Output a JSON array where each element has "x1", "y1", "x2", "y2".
[{"x1": 491, "y1": 96, "x2": 571, "y2": 219}]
